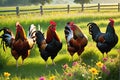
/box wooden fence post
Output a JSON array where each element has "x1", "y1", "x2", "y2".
[
  {"x1": 98, "y1": 3, "x2": 100, "y2": 12},
  {"x1": 40, "y1": 5, "x2": 43, "y2": 15},
  {"x1": 81, "y1": 4, "x2": 84, "y2": 12},
  {"x1": 67, "y1": 5, "x2": 70, "y2": 13},
  {"x1": 118, "y1": 3, "x2": 120, "y2": 12},
  {"x1": 16, "y1": 6, "x2": 19, "y2": 16}
]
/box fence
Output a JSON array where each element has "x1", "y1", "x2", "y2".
[{"x1": 0, "y1": 3, "x2": 120, "y2": 16}]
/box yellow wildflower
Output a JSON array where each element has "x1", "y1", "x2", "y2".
[
  {"x1": 96, "y1": 61, "x2": 103, "y2": 68},
  {"x1": 89, "y1": 68, "x2": 98, "y2": 75},
  {"x1": 49, "y1": 75, "x2": 55, "y2": 80},
  {"x1": 4, "y1": 72, "x2": 11, "y2": 77}
]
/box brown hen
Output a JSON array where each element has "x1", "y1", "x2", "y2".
[
  {"x1": 64, "y1": 22, "x2": 88, "y2": 61},
  {"x1": 0, "y1": 22, "x2": 36, "y2": 68}
]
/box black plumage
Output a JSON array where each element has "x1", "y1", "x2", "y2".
[
  {"x1": 87, "y1": 19, "x2": 118, "y2": 56},
  {"x1": 35, "y1": 31, "x2": 62, "y2": 67}
]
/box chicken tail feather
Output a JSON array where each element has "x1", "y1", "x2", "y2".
[
  {"x1": 87, "y1": 22, "x2": 101, "y2": 35},
  {"x1": 28, "y1": 24, "x2": 36, "y2": 42},
  {"x1": 0, "y1": 27, "x2": 13, "y2": 51}
]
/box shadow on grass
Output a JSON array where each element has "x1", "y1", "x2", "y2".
[
  {"x1": 81, "y1": 50, "x2": 102, "y2": 66},
  {"x1": 0, "y1": 57, "x2": 72, "y2": 79}
]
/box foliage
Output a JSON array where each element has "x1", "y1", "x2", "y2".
[
  {"x1": 0, "y1": 50, "x2": 10, "y2": 69},
  {"x1": 104, "y1": 54, "x2": 120, "y2": 80},
  {"x1": 30, "y1": 0, "x2": 52, "y2": 5},
  {"x1": 54, "y1": 55, "x2": 119, "y2": 80},
  {"x1": 74, "y1": 0, "x2": 93, "y2": 4},
  {"x1": 0, "y1": 56, "x2": 119, "y2": 80},
  {"x1": 0, "y1": 0, "x2": 53, "y2": 6},
  {"x1": 15, "y1": 56, "x2": 119, "y2": 80}
]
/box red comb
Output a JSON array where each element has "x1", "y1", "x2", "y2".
[
  {"x1": 69, "y1": 22, "x2": 75, "y2": 31},
  {"x1": 109, "y1": 18, "x2": 114, "y2": 27},
  {"x1": 109, "y1": 18, "x2": 114, "y2": 22},
  {"x1": 50, "y1": 20, "x2": 56, "y2": 26},
  {"x1": 69, "y1": 22, "x2": 74, "y2": 26}
]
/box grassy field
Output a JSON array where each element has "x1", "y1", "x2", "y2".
[{"x1": 0, "y1": 12, "x2": 120, "y2": 80}]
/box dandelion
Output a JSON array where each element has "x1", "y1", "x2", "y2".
[
  {"x1": 4, "y1": 72, "x2": 11, "y2": 77},
  {"x1": 96, "y1": 61, "x2": 103, "y2": 68},
  {"x1": 62, "y1": 64, "x2": 68, "y2": 69},
  {"x1": 89, "y1": 68, "x2": 98, "y2": 75},
  {"x1": 49, "y1": 75, "x2": 55, "y2": 80},
  {"x1": 4, "y1": 72, "x2": 11, "y2": 79},
  {"x1": 39, "y1": 76, "x2": 46, "y2": 80}
]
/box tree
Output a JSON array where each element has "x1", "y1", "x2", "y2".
[
  {"x1": 0, "y1": 0, "x2": 7, "y2": 6},
  {"x1": 74, "y1": 0, "x2": 93, "y2": 4},
  {"x1": 74, "y1": 0, "x2": 93, "y2": 11},
  {"x1": 30, "y1": 0, "x2": 52, "y2": 5},
  {"x1": 0, "y1": 0, "x2": 52, "y2": 6}
]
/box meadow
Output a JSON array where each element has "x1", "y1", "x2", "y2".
[{"x1": 0, "y1": 11, "x2": 120, "y2": 80}]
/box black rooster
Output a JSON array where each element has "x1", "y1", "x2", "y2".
[
  {"x1": 87, "y1": 19, "x2": 118, "y2": 57},
  {"x1": 35, "y1": 30, "x2": 62, "y2": 67}
]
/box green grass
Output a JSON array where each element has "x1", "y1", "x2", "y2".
[{"x1": 0, "y1": 12, "x2": 120, "y2": 80}]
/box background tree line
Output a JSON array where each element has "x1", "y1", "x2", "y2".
[
  {"x1": 0, "y1": 0, "x2": 92, "y2": 6},
  {"x1": 0, "y1": 0, "x2": 52, "y2": 6}
]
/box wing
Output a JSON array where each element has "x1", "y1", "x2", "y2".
[{"x1": 45, "y1": 38, "x2": 62, "y2": 53}]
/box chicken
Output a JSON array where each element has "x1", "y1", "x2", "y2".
[
  {"x1": 64, "y1": 22, "x2": 88, "y2": 61},
  {"x1": 35, "y1": 21, "x2": 62, "y2": 67},
  {"x1": 0, "y1": 22, "x2": 36, "y2": 68},
  {"x1": 87, "y1": 18, "x2": 118, "y2": 57}
]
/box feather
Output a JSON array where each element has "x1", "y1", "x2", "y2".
[{"x1": 27, "y1": 24, "x2": 36, "y2": 42}]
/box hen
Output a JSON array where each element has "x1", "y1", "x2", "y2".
[
  {"x1": 0, "y1": 22, "x2": 36, "y2": 67},
  {"x1": 64, "y1": 22, "x2": 88, "y2": 60},
  {"x1": 35, "y1": 21, "x2": 62, "y2": 67},
  {"x1": 87, "y1": 18, "x2": 118, "y2": 57}
]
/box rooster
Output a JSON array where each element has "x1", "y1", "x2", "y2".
[
  {"x1": 87, "y1": 18, "x2": 118, "y2": 57},
  {"x1": 0, "y1": 22, "x2": 36, "y2": 68},
  {"x1": 64, "y1": 22, "x2": 88, "y2": 61},
  {"x1": 35, "y1": 21, "x2": 62, "y2": 67}
]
